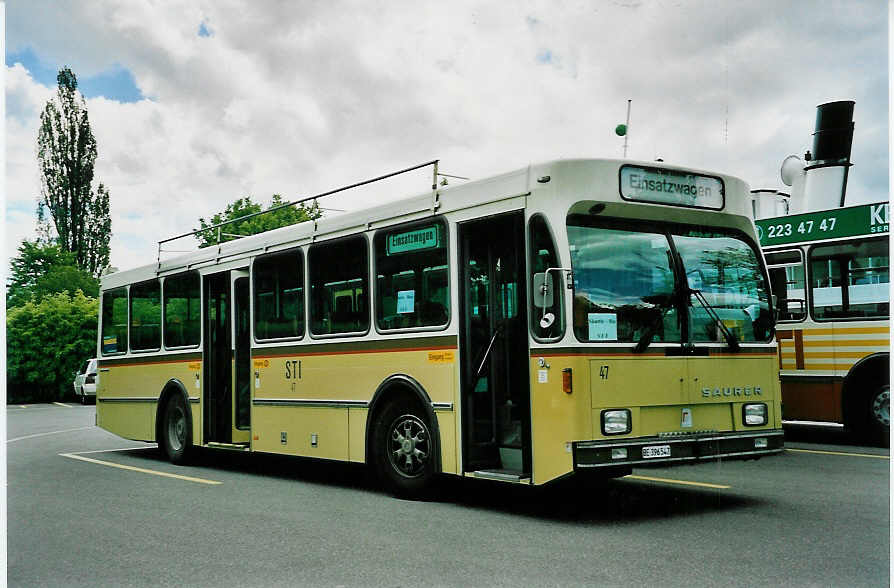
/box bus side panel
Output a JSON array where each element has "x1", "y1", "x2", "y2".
[
  {"x1": 780, "y1": 378, "x2": 842, "y2": 422},
  {"x1": 529, "y1": 356, "x2": 591, "y2": 485},
  {"x1": 435, "y1": 412, "x2": 457, "y2": 474},
  {"x1": 251, "y1": 346, "x2": 457, "y2": 470},
  {"x1": 348, "y1": 407, "x2": 367, "y2": 463},
  {"x1": 252, "y1": 406, "x2": 349, "y2": 460},
  {"x1": 98, "y1": 403, "x2": 154, "y2": 442},
  {"x1": 97, "y1": 358, "x2": 200, "y2": 443},
  {"x1": 777, "y1": 323, "x2": 888, "y2": 421}
]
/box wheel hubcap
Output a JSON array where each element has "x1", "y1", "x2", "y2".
[
  {"x1": 871, "y1": 386, "x2": 890, "y2": 427},
  {"x1": 168, "y1": 405, "x2": 186, "y2": 452},
  {"x1": 388, "y1": 414, "x2": 429, "y2": 478}
]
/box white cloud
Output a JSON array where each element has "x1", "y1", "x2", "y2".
[{"x1": 5, "y1": 1, "x2": 888, "y2": 269}]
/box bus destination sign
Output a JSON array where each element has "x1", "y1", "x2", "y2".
[
  {"x1": 620, "y1": 165, "x2": 724, "y2": 209},
  {"x1": 387, "y1": 225, "x2": 440, "y2": 255},
  {"x1": 755, "y1": 202, "x2": 889, "y2": 247}
]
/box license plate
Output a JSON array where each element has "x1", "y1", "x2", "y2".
[{"x1": 642, "y1": 444, "x2": 671, "y2": 459}]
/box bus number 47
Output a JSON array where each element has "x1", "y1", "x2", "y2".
[{"x1": 599, "y1": 365, "x2": 610, "y2": 380}]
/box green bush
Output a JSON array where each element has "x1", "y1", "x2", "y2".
[{"x1": 7, "y1": 290, "x2": 98, "y2": 403}]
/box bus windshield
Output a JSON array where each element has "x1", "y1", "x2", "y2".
[
  {"x1": 567, "y1": 220, "x2": 772, "y2": 345},
  {"x1": 674, "y1": 231, "x2": 772, "y2": 343}
]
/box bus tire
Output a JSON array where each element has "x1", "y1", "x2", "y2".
[
  {"x1": 867, "y1": 383, "x2": 890, "y2": 447},
  {"x1": 160, "y1": 393, "x2": 192, "y2": 464},
  {"x1": 371, "y1": 398, "x2": 436, "y2": 499}
]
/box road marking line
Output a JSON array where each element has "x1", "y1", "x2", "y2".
[
  {"x1": 624, "y1": 474, "x2": 731, "y2": 489},
  {"x1": 6, "y1": 426, "x2": 93, "y2": 444},
  {"x1": 73, "y1": 446, "x2": 149, "y2": 455},
  {"x1": 53, "y1": 402, "x2": 71, "y2": 408},
  {"x1": 59, "y1": 453, "x2": 222, "y2": 485},
  {"x1": 787, "y1": 448, "x2": 890, "y2": 460}
]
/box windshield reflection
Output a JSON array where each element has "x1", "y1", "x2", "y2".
[{"x1": 567, "y1": 221, "x2": 771, "y2": 344}]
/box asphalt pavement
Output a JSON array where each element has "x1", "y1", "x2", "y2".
[{"x1": 7, "y1": 404, "x2": 890, "y2": 587}]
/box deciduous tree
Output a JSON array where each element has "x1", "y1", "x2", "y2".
[{"x1": 195, "y1": 194, "x2": 321, "y2": 248}]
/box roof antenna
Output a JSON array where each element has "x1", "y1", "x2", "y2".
[{"x1": 615, "y1": 99, "x2": 632, "y2": 158}]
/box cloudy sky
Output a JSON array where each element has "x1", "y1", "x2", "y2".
[{"x1": 5, "y1": 1, "x2": 889, "y2": 270}]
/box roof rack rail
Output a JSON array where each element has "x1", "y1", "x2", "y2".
[{"x1": 157, "y1": 159, "x2": 441, "y2": 268}]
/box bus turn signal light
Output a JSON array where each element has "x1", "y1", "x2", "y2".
[{"x1": 562, "y1": 368, "x2": 572, "y2": 394}]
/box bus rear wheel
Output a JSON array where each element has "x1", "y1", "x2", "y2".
[
  {"x1": 868, "y1": 384, "x2": 890, "y2": 447},
  {"x1": 371, "y1": 398, "x2": 436, "y2": 499},
  {"x1": 161, "y1": 393, "x2": 192, "y2": 464}
]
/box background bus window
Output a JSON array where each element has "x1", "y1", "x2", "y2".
[
  {"x1": 375, "y1": 220, "x2": 448, "y2": 330},
  {"x1": 164, "y1": 273, "x2": 200, "y2": 348},
  {"x1": 766, "y1": 250, "x2": 806, "y2": 321},
  {"x1": 310, "y1": 236, "x2": 369, "y2": 335},
  {"x1": 130, "y1": 280, "x2": 161, "y2": 351},
  {"x1": 101, "y1": 288, "x2": 128, "y2": 354},
  {"x1": 528, "y1": 214, "x2": 564, "y2": 340},
  {"x1": 254, "y1": 250, "x2": 304, "y2": 340},
  {"x1": 810, "y1": 238, "x2": 889, "y2": 320},
  {"x1": 567, "y1": 224, "x2": 678, "y2": 343}
]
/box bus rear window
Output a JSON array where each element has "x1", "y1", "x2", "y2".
[{"x1": 101, "y1": 288, "x2": 128, "y2": 355}]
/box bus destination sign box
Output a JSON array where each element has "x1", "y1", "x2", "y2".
[
  {"x1": 755, "y1": 202, "x2": 889, "y2": 247},
  {"x1": 386, "y1": 226, "x2": 440, "y2": 255},
  {"x1": 620, "y1": 165, "x2": 724, "y2": 210}
]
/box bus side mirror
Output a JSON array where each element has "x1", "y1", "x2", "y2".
[{"x1": 533, "y1": 272, "x2": 554, "y2": 309}]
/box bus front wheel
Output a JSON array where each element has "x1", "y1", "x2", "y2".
[
  {"x1": 371, "y1": 398, "x2": 436, "y2": 498},
  {"x1": 161, "y1": 393, "x2": 192, "y2": 464}
]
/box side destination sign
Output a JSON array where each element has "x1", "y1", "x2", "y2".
[
  {"x1": 619, "y1": 164, "x2": 724, "y2": 210},
  {"x1": 755, "y1": 202, "x2": 889, "y2": 246},
  {"x1": 387, "y1": 225, "x2": 440, "y2": 255}
]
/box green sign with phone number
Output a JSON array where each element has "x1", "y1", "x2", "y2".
[{"x1": 755, "y1": 202, "x2": 889, "y2": 246}]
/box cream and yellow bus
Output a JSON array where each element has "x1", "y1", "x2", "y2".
[
  {"x1": 758, "y1": 202, "x2": 889, "y2": 444},
  {"x1": 97, "y1": 158, "x2": 783, "y2": 497}
]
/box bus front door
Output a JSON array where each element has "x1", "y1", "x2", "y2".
[{"x1": 459, "y1": 211, "x2": 531, "y2": 477}]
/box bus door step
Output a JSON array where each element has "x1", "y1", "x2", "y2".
[
  {"x1": 206, "y1": 442, "x2": 250, "y2": 451},
  {"x1": 469, "y1": 469, "x2": 530, "y2": 484}
]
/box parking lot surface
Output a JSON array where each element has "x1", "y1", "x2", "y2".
[{"x1": 7, "y1": 404, "x2": 889, "y2": 587}]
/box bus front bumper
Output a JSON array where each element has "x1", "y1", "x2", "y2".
[{"x1": 573, "y1": 429, "x2": 784, "y2": 469}]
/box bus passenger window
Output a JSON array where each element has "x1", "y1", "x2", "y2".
[
  {"x1": 164, "y1": 273, "x2": 200, "y2": 348},
  {"x1": 374, "y1": 220, "x2": 449, "y2": 330},
  {"x1": 130, "y1": 280, "x2": 161, "y2": 351},
  {"x1": 254, "y1": 250, "x2": 304, "y2": 340},
  {"x1": 528, "y1": 215, "x2": 564, "y2": 340},
  {"x1": 765, "y1": 250, "x2": 806, "y2": 321},
  {"x1": 810, "y1": 238, "x2": 889, "y2": 320},
  {"x1": 101, "y1": 287, "x2": 128, "y2": 354},
  {"x1": 309, "y1": 236, "x2": 369, "y2": 335}
]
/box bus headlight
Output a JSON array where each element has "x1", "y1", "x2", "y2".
[
  {"x1": 602, "y1": 409, "x2": 631, "y2": 435},
  {"x1": 743, "y1": 403, "x2": 768, "y2": 426}
]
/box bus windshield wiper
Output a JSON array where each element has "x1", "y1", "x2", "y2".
[
  {"x1": 689, "y1": 288, "x2": 740, "y2": 351},
  {"x1": 634, "y1": 293, "x2": 677, "y2": 353}
]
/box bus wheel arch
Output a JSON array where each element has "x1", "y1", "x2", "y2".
[
  {"x1": 842, "y1": 353, "x2": 889, "y2": 445},
  {"x1": 156, "y1": 379, "x2": 194, "y2": 464},
  {"x1": 366, "y1": 375, "x2": 441, "y2": 496}
]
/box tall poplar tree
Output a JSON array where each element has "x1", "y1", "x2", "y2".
[{"x1": 36, "y1": 67, "x2": 111, "y2": 276}]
